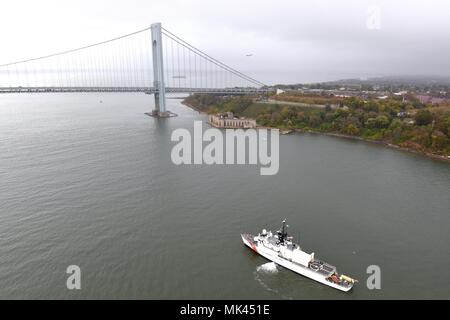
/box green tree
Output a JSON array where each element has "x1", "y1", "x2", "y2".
[
  {"x1": 375, "y1": 115, "x2": 391, "y2": 129},
  {"x1": 280, "y1": 106, "x2": 296, "y2": 120},
  {"x1": 308, "y1": 115, "x2": 322, "y2": 127},
  {"x1": 367, "y1": 116, "x2": 390, "y2": 129},
  {"x1": 415, "y1": 110, "x2": 433, "y2": 126},
  {"x1": 432, "y1": 131, "x2": 450, "y2": 151},
  {"x1": 344, "y1": 124, "x2": 360, "y2": 136}
]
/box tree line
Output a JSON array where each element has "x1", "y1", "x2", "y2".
[{"x1": 184, "y1": 94, "x2": 450, "y2": 156}]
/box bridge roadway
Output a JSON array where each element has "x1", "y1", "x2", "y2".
[{"x1": 0, "y1": 87, "x2": 272, "y2": 95}]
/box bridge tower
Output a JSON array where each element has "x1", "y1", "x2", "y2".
[{"x1": 150, "y1": 23, "x2": 172, "y2": 117}]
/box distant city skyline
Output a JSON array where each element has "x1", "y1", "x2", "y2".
[{"x1": 1, "y1": 0, "x2": 449, "y2": 85}]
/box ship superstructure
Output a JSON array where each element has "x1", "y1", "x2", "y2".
[{"x1": 242, "y1": 220, "x2": 357, "y2": 292}]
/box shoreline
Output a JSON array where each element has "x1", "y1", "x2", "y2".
[
  {"x1": 182, "y1": 101, "x2": 450, "y2": 164},
  {"x1": 182, "y1": 101, "x2": 203, "y2": 114},
  {"x1": 293, "y1": 129, "x2": 450, "y2": 164}
]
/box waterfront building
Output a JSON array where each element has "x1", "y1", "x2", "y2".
[{"x1": 209, "y1": 112, "x2": 257, "y2": 129}]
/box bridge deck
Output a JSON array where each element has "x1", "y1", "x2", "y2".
[{"x1": 0, "y1": 87, "x2": 271, "y2": 95}]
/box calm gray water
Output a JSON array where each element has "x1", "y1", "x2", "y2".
[{"x1": 1, "y1": 93, "x2": 450, "y2": 300}]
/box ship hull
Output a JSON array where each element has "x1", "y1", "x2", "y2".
[{"x1": 242, "y1": 234, "x2": 353, "y2": 292}]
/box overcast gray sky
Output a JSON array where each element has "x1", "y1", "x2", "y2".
[{"x1": 1, "y1": 0, "x2": 449, "y2": 84}]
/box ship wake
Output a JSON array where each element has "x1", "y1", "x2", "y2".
[
  {"x1": 253, "y1": 263, "x2": 293, "y2": 300},
  {"x1": 256, "y1": 262, "x2": 278, "y2": 274}
]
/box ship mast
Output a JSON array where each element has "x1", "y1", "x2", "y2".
[{"x1": 278, "y1": 220, "x2": 289, "y2": 243}]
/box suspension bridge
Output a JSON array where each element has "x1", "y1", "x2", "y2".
[{"x1": 0, "y1": 23, "x2": 271, "y2": 117}]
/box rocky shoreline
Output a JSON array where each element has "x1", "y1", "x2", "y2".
[{"x1": 294, "y1": 129, "x2": 450, "y2": 163}]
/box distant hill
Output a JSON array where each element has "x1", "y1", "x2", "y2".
[{"x1": 274, "y1": 75, "x2": 450, "y2": 91}]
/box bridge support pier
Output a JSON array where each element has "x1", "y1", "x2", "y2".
[{"x1": 149, "y1": 22, "x2": 174, "y2": 118}]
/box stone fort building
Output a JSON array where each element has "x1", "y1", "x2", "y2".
[{"x1": 209, "y1": 112, "x2": 257, "y2": 129}]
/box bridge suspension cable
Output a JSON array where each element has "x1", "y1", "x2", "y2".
[
  {"x1": 0, "y1": 27, "x2": 154, "y2": 90},
  {"x1": 161, "y1": 27, "x2": 266, "y2": 88},
  {"x1": 0, "y1": 23, "x2": 267, "y2": 94},
  {"x1": 0, "y1": 27, "x2": 152, "y2": 68}
]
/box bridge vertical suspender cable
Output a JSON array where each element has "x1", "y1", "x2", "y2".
[{"x1": 0, "y1": 21, "x2": 270, "y2": 112}]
